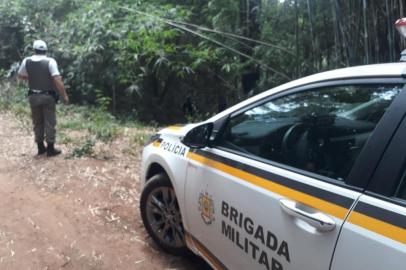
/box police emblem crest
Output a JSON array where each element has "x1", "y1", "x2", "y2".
[{"x1": 198, "y1": 191, "x2": 215, "y2": 225}]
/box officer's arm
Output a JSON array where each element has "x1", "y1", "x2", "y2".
[
  {"x1": 53, "y1": 76, "x2": 69, "y2": 104},
  {"x1": 18, "y1": 59, "x2": 28, "y2": 81}
]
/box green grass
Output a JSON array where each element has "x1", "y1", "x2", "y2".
[
  {"x1": 68, "y1": 138, "x2": 96, "y2": 158},
  {"x1": 0, "y1": 84, "x2": 154, "y2": 158},
  {"x1": 131, "y1": 130, "x2": 151, "y2": 147},
  {"x1": 58, "y1": 109, "x2": 87, "y2": 130}
]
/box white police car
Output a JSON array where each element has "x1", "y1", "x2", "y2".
[{"x1": 140, "y1": 63, "x2": 406, "y2": 270}]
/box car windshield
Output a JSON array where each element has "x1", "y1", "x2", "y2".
[{"x1": 245, "y1": 85, "x2": 402, "y2": 124}]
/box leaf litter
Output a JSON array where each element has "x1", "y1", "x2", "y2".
[{"x1": 0, "y1": 113, "x2": 210, "y2": 269}]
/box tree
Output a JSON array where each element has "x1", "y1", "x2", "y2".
[{"x1": 0, "y1": 0, "x2": 405, "y2": 123}]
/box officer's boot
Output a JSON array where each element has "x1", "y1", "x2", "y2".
[
  {"x1": 37, "y1": 142, "x2": 47, "y2": 155},
  {"x1": 47, "y1": 143, "x2": 61, "y2": 157}
]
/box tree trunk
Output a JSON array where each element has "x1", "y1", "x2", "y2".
[
  {"x1": 330, "y1": 0, "x2": 340, "y2": 66},
  {"x1": 363, "y1": 0, "x2": 370, "y2": 64},
  {"x1": 295, "y1": 0, "x2": 300, "y2": 76},
  {"x1": 306, "y1": 0, "x2": 316, "y2": 70},
  {"x1": 246, "y1": 0, "x2": 250, "y2": 37},
  {"x1": 371, "y1": 1, "x2": 380, "y2": 63},
  {"x1": 332, "y1": 0, "x2": 352, "y2": 65},
  {"x1": 158, "y1": 73, "x2": 174, "y2": 105},
  {"x1": 386, "y1": 0, "x2": 394, "y2": 62},
  {"x1": 323, "y1": 9, "x2": 331, "y2": 68}
]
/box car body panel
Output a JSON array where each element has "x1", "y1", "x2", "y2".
[
  {"x1": 331, "y1": 195, "x2": 406, "y2": 270},
  {"x1": 140, "y1": 63, "x2": 406, "y2": 270},
  {"x1": 331, "y1": 112, "x2": 406, "y2": 270},
  {"x1": 141, "y1": 131, "x2": 191, "y2": 230},
  {"x1": 184, "y1": 147, "x2": 361, "y2": 270}
]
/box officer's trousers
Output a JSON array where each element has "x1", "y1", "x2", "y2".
[{"x1": 28, "y1": 94, "x2": 56, "y2": 143}]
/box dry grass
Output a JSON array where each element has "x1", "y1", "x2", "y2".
[
  {"x1": 0, "y1": 110, "x2": 209, "y2": 270},
  {"x1": 0, "y1": 81, "x2": 210, "y2": 269}
]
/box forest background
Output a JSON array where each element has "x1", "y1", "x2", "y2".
[{"x1": 0, "y1": 0, "x2": 405, "y2": 124}]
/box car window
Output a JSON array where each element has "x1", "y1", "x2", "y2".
[{"x1": 217, "y1": 84, "x2": 403, "y2": 181}]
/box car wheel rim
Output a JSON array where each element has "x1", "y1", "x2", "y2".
[{"x1": 146, "y1": 186, "x2": 185, "y2": 248}]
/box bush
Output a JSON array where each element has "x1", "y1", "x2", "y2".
[
  {"x1": 0, "y1": 0, "x2": 244, "y2": 124},
  {"x1": 68, "y1": 138, "x2": 96, "y2": 158}
]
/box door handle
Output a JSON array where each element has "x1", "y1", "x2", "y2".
[{"x1": 279, "y1": 198, "x2": 336, "y2": 232}]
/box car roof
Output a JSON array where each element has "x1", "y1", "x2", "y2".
[{"x1": 209, "y1": 62, "x2": 406, "y2": 122}]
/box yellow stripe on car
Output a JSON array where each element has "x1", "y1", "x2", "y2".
[
  {"x1": 187, "y1": 151, "x2": 348, "y2": 220},
  {"x1": 152, "y1": 141, "x2": 161, "y2": 148},
  {"x1": 185, "y1": 233, "x2": 227, "y2": 270},
  {"x1": 165, "y1": 125, "x2": 184, "y2": 131},
  {"x1": 348, "y1": 211, "x2": 406, "y2": 245}
]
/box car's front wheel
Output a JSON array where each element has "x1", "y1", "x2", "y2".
[{"x1": 140, "y1": 173, "x2": 189, "y2": 256}]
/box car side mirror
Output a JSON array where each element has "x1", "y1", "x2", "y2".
[{"x1": 182, "y1": 123, "x2": 213, "y2": 148}]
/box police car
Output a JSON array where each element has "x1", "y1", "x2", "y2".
[{"x1": 139, "y1": 62, "x2": 406, "y2": 270}]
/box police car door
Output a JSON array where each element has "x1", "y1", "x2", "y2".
[
  {"x1": 184, "y1": 82, "x2": 405, "y2": 270},
  {"x1": 331, "y1": 93, "x2": 406, "y2": 270}
]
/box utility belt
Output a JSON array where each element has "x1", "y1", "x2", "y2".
[{"x1": 28, "y1": 89, "x2": 59, "y2": 103}]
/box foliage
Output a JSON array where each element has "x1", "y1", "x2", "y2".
[
  {"x1": 0, "y1": 0, "x2": 405, "y2": 124},
  {"x1": 0, "y1": 83, "x2": 152, "y2": 159},
  {"x1": 131, "y1": 131, "x2": 151, "y2": 147},
  {"x1": 68, "y1": 138, "x2": 95, "y2": 158},
  {"x1": 0, "y1": 82, "x2": 32, "y2": 129}
]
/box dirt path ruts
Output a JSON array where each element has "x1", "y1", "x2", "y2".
[{"x1": 0, "y1": 113, "x2": 209, "y2": 270}]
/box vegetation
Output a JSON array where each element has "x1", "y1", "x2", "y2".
[
  {"x1": 0, "y1": 0, "x2": 405, "y2": 124},
  {"x1": 0, "y1": 81, "x2": 154, "y2": 158}
]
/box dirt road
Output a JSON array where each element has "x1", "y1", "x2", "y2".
[{"x1": 0, "y1": 113, "x2": 209, "y2": 270}]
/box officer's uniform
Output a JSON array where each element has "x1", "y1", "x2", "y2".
[{"x1": 18, "y1": 55, "x2": 60, "y2": 145}]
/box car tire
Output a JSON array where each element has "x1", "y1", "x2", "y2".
[{"x1": 140, "y1": 173, "x2": 189, "y2": 256}]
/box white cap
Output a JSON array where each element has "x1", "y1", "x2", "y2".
[{"x1": 33, "y1": 40, "x2": 47, "y2": 51}]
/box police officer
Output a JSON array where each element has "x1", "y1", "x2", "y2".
[{"x1": 17, "y1": 40, "x2": 69, "y2": 156}]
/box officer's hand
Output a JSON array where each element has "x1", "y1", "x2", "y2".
[{"x1": 63, "y1": 95, "x2": 69, "y2": 105}]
